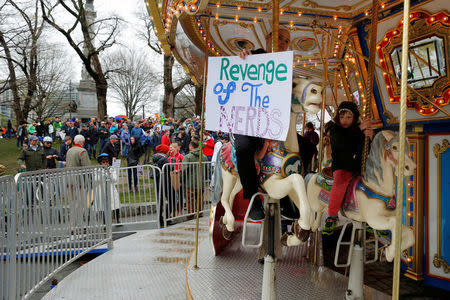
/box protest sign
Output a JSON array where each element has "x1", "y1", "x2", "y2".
[{"x1": 205, "y1": 51, "x2": 293, "y2": 141}]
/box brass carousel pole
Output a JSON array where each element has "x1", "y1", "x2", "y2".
[
  {"x1": 393, "y1": 0, "x2": 411, "y2": 298},
  {"x1": 193, "y1": 11, "x2": 211, "y2": 269},
  {"x1": 361, "y1": 0, "x2": 379, "y2": 174},
  {"x1": 272, "y1": 0, "x2": 279, "y2": 53}
]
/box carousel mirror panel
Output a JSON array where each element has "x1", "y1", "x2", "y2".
[{"x1": 377, "y1": 11, "x2": 450, "y2": 117}]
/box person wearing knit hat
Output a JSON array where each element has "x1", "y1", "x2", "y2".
[
  {"x1": 323, "y1": 101, "x2": 374, "y2": 235},
  {"x1": 156, "y1": 144, "x2": 170, "y2": 154}
]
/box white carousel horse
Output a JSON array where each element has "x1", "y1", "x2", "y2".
[
  {"x1": 218, "y1": 78, "x2": 322, "y2": 241},
  {"x1": 294, "y1": 130, "x2": 416, "y2": 262}
]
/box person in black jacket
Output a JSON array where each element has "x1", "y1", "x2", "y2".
[
  {"x1": 236, "y1": 27, "x2": 291, "y2": 221},
  {"x1": 42, "y1": 136, "x2": 60, "y2": 169},
  {"x1": 127, "y1": 137, "x2": 144, "y2": 192},
  {"x1": 153, "y1": 144, "x2": 170, "y2": 227},
  {"x1": 86, "y1": 125, "x2": 99, "y2": 159},
  {"x1": 59, "y1": 136, "x2": 72, "y2": 167},
  {"x1": 100, "y1": 135, "x2": 120, "y2": 165},
  {"x1": 323, "y1": 101, "x2": 373, "y2": 235}
]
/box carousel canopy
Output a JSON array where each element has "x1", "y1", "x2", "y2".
[{"x1": 147, "y1": 0, "x2": 450, "y2": 121}]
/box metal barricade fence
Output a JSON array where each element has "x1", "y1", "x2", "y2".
[
  {"x1": 1, "y1": 167, "x2": 113, "y2": 300},
  {"x1": 1, "y1": 175, "x2": 16, "y2": 300},
  {"x1": 115, "y1": 165, "x2": 161, "y2": 227},
  {"x1": 161, "y1": 161, "x2": 213, "y2": 226}
]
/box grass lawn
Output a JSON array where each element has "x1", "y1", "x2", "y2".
[
  {"x1": 0, "y1": 138, "x2": 134, "y2": 175},
  {"x1": 1, "y1": 138, "x2": 157, "y2": 204}
]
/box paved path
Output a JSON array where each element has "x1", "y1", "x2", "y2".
[{"x1": 43, "y1": 217, "x2": 209, "y2": 300}]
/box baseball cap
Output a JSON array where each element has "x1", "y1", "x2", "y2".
[{"x1": 29, "y1": 135, "x2": 39, "y2": 141}]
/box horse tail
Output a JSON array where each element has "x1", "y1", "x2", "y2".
[{"x1": 211, "y1": 145, "x2": 224, "y2": 206}]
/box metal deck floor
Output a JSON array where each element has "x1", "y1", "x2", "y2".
[
  {"x1": 42, "y1": 217, "x2": 209, "y2": 300},
  {"x1": 186, "y1": 230, "x2": 391, "y2": 300}
]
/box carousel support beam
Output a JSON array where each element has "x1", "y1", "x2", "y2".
[
  {"x1": 193, "y1": 11, "x2": 211, "y2": 270},
  {"x1": 362, "y1": 0, "x2": 379, "y2": 174},
  {"x1": 315, "y1": 26, "x2": 450, "y2": 117},
  {"x1": 271, "y1": 0, "x2": 279, "y2": 53},
  {"x1": 393, "y1": 0, "x2": 411, "y2": 298}
]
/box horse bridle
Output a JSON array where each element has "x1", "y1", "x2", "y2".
[{"x1": 291, "y1": 82, "x2": 314, "y2": 106}]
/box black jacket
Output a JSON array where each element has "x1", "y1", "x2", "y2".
[
  {"x1": 329, "y1": 123, "x2": 365, "y2": 174},
  {"x1": 127, "y1": 143, "x2": 144, "y2": 166},
  {"x1": 60, "y1": 143, "x2": 70, "y2": 161},
  {"x1": 101, "y1": 141, "x2": 120, "y2": 165},
  {"x1": 43, "y1": 146, "x2": 60, "y2": 169},
  {"x1": 152, "y1": 152, "x2": 169, "y2": 170},
  {"x1": 86, "y1": 128, "x2": 99, "y2": 144}
]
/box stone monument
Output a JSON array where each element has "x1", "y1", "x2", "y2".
[{"x1": 76, "y1": 0, "x2": 98, "y2": 121}]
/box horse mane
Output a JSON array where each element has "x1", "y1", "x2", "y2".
[{"x1": 363, "y1": 131, "x2": 396, "y2": 185}]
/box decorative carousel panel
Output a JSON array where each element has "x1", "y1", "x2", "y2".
[
  {"x1": 426, "y1": 134, "x2": 450, "y2": 281},
  {"x1": 340, "y1": 29, "x2": 381, "y2": 124},
  {"x1": 405, "y1": 133, "x2": 425, "y2": 280},
  {"x1": 374, "y1": 5, "x2": 450, "y2": 123}
]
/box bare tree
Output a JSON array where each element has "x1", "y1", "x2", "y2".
[
  {"x1": 105, "y1": 48, "x2": 157, "y2": 120},
  {"x1": 40, "y1": 0, "x2": 122, "y2": 119},
  {"x1": 32, "y1": 42, "x2": 74, "y2": 120},
  {"x1": 136, "y1": 11, "x2": 193, "y2": 117},
  {"x1": 0, "y1": 0, "x2": 47, "y2": 124}
]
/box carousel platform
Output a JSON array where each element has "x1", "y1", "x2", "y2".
[{"x1": 186, "y1": 226, "x2": 390, "y2": 300}]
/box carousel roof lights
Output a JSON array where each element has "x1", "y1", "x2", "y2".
[
  {"x1": 253, "y1": 17, "x2": 258, "y2": 23},
  {"x1": 280, "y1": 9, "x2": 284, "y2": 15},
  {"x1": 216, "y1": 2, "x2": 220, "y2": 8},
  {"x1": 258, "y1": 7, "x2": 262, "y2": 13},
  {"x1": 237, "y1": 5, "x2": 241, "y2": 10},
  {"x1": 365, "y1": 11, "x2": 369, "y2": 16},
  {"x1": 235, "y1": 15, "x2": 239, "y2": 22},
  {"x1": 333, "y1": 15, "x2": 337, "y2": 21},
  {"x1": 215, "y1": 13, "x2": 219, "y2": 20},
  {"x1": 381, "y1": 2, "x2": 386, "y2": 9},
  {"x1": 298, "y1": 11, "x2": 302, "y2": 16}
]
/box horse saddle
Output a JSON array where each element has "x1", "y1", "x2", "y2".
[
  {"x1": 259, "y1": 141, "x2": 302, "y2": 184},
  {"x1": 316, "y1": 173, "x2": 360, "y2": 213},
  {"x1": 220, "y1": 142, "x2": 238, "y2": 176}
]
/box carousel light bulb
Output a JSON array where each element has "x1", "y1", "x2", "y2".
[
  {"x1": 237, "y1": 5, "x2": 241, "y2": 10},
  {"x1": 381, "y1": 3, "x2": 385, "y2": 9},
  {"x1": 407, "y1": 212, "x2": 413, "y2": 217},
  {"x1": 409, "y1": 13, "x2": 413, "y2": 18},
  {"x1": 215, "y1": 13, "x2": 219, "y2": 20},
  {"x1": 258, "y1": 7, "x2": 262, "y2": 13},
  {"x1": 303, "y1": 63, "x2": 306, "y2": 67},
  {"x1": 280, "y1": 9, "x2": 284, "y2": 15},
  {"x1": 384, "y1": 37, "x2": 388, "y2": 41},
  {"x1": 429, "y1": 17, "x2": 435, "y2": 22},
  {"x1": 380, "y1": 58, "x2": 384, "y2": 63},
  {"x1": 408, "y1": 182, "x2": 413, "y2": 187},
  {"x1": 355, "y1": 71, "x2": 359, "y2": 75},
  {"x1": 314, "y1": 62, "x2": 318, "y2": 67},
  {"x1": 377, "y1": 45, "x2": 381, "y2": 50},
  {"x1": 393, "y1": 30, "x2": 398, "y2": 35},
  {"x1": 216, "y1": 2, "x2": 220, "y2": 8},
  {"x1": 408, "y1": 197, "x2": 413, "y2": 202},
  {"x1": 383, "y1": 72, "x2": 387, "y2": 75},
  {"x1": 235, "y1": 15, "x2": 239, "y2": 22},
  {"x1": 290, "y1": 21, "x2": 294, "y2": 28},
  {"x1": 298, "y1": 11, "x2": 302, "y2": 16},
  {"x1": 431, "y1": 108, "x2": 435, "y2": 112},
  {"x1": 407, "y1": 256, "x2": 413, "y2": 262},
  {"x1": 444, "y1": 17, "x2": 448, "y2": 21},
  {"x1": 254, "y1": 17, "x2": 258, "y2": 23},
  {"x1": 387, "y1": 85, "x2": 390, "y2": 88},
  {"x1": 420, "y1": 109, "x2": 424, "y2": 113},
  {"x1": 439, "y1": 99, "x2": 444, "y2": 104},
  {"x1": 365, "y1": 11, "x2": 369, "y2": 16}
]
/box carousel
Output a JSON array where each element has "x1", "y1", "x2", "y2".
[{"x1": 146, "y1": 0, "x2": 450, "y2": 299}]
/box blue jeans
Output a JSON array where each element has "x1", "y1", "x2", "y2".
[
  {"x1": 17, "y1": 136, "x2": 24, "y2": 148},
  {"x1": 87, "y1": 143, "x2": 97, "y2": 159},
  {"x1": 122, "y1": 144, "x2": 129, "y2": 157},
  {"x1": 99, "y1": 138, "x2": 108, "y2": 154}
]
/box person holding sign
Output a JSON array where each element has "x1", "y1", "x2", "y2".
[{"x1": 236, "y1": 27, "x2": 291, "y2": 221}]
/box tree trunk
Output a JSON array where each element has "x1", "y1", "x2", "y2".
[
  {"x1": 194, "y1": 84, "x2": 203, "y2": 116},
  {"x1": 96, "y1": 79, "x2": 108, "y2": 120},
  {"x1": 163, "y1": 55, "x2": 175, "y2": 116}
]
